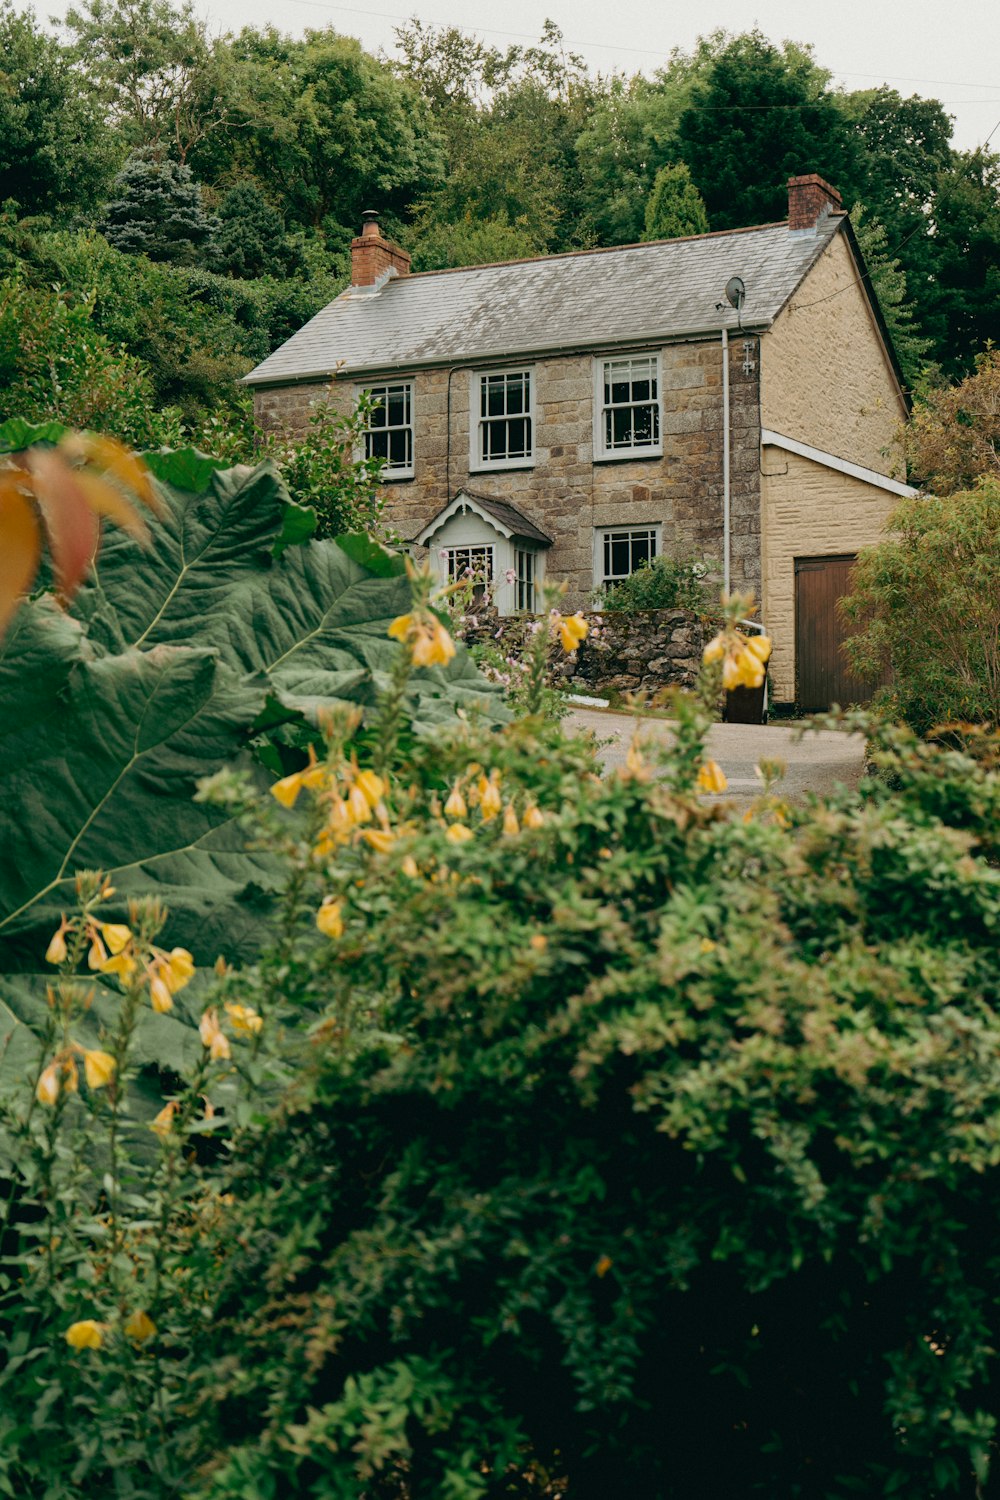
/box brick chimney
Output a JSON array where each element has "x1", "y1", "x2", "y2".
[
  {"x1": 350, "y1": 210, "x2": 411, "y2": 287},
  {"x1": 787, "y1": 174, "x2": 842, "y2": 231}
]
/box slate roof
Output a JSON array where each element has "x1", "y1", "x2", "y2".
[
  {"x1": 416, "y1": 490, "x2": 552, "y2": 546},
  {"x1": 244, "y1": 215, "x2": 845, "y2": 387}
]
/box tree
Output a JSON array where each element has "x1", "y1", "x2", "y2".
[
  {"x1": 642, "y1": 161, "x2": 709, "y2": 240},
  {"x1": 63, "y1": 0, "x2": 241, "y2": 162},
  {"x1": 214, "y1": 182, "x2": 302, "y2": 279},
  {"x1": 0, "y1": 1, "x2": 114, "y2": 215},
  {"x1": 842, "y1": 483, "x2": 1000, "y2": 731},
  {"x1": 922, "y1": 150, "x2": 1000, "y2": 379},
  {"x1": 410, "y1": 213, "x2": 540, "y2": 271},
  {"x1": 98, "y1": 150, "x2": 218, "y2": 264},
  {"x1": 905, "y1": 348, "x2": 1000, "y2": 493},
  {"x1": 850, "y1": 203, "x2": 930, "y2": 386},
  {"x1": 675, "y1": 31, "x2": 858, "y2": 230}
]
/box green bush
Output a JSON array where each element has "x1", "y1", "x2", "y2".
[
  {"x1": 842, "y1": 482, "x2": 1000, "y2": 733},
  {"x1": 2, "y1": 586, "x2": 999, "y2": 1498},
  {"x1": 597, "y1": 552, "x2": 712, "y2": 612}
]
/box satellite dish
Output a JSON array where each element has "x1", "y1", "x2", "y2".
[{"x1": 725, "y1": 276, "x2": 746, "y2": 311}]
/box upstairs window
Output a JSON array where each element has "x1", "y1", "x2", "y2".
[
  {"x1": 594, "y1": 355, "x2": 662, "y2": 460},
  {"x1": 360, "y1": 381, "x2": 414, "y2": 479},
  {"x1": 471, "y1": 369, "x2": 534, "y2": 470}
]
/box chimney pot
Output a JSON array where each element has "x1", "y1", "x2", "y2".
[
  {"x1": 361, "y1": 209, "x2": 380, "y2": 238},
  {"x1": 787, "y1": 173, "x2": 842, "y2": 231}
]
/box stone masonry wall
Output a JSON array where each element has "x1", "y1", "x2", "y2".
[
  {"x1": 461, "y1": 607, "x2": 718, "y2": 696},
  {"x1": 251, "y1": 335, "x2": 762, "y2": 610}
]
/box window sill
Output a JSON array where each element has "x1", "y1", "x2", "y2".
[
  {"x1": 593, "y1": 449, "x2": 664, "y2": 464},
  {"x1": 378, "y1": 471, "x2": 416, "y2": 484},
  {"x1": 469, "y1": 460, "x2": 537, "y2": 474}
]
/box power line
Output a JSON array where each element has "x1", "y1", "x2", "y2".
[{"x1": 241, "y1": 0, "x2": 1000, "y2": 98}]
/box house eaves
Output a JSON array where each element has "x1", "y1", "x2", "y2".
[{"x1": 762, "y1": 430, "x2": 917, "y2": 496}]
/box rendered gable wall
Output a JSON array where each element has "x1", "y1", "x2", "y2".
[{"x1": 761, "y1": 230, "x2": 906, "y2": 476}]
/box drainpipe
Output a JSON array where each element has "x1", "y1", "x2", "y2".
[{"x1": 721, "y1": 327, "x2": 731, "y2": 597}]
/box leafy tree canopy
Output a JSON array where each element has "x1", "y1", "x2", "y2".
[{"x1": 98, "y1": 149, "x2": 218, "y2": 264}]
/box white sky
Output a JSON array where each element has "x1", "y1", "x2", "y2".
[{"x1": 42, "y1": 0, "x2": 1000, "y2": 156}]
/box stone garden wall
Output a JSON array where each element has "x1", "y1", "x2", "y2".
[{"x1": 461, "y1": 608, "x2": 719, "y2": 696}]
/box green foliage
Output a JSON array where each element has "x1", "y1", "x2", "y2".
[
  {"x1": 98, "y1": 149, "x2": 219, "y2": 265},
  {"x1": 597, "y1": 553, "x2": 712, "y2": 612},
  {"x1": 0, "y1": 277, "x2": 181, "y2": 446},
  {"x1": 0, "y1": 433, "x2": 504, "y2": 1057},
  {"x1": 850, "y1": 204, "x2": 931, "y2": 385},
  {"x1": 1, "y1": 584, "x2": 999, "y2": 1495},
  {"x1": 906, "y1": 348, "x2": 1000, "y2": 494},
  {"x1": 841, "y1": 482, "x2": 1000, "y2": 732},
  {"x1": 261, "y1": 388, "x2": 387, "y2": 538},
  {"x1": 410, "y1": 213, "x2": 541, "y2": 271},
  {"x1": 215, "y1": 181, "x2": 303, "y2": 279},
  {"x1": 642, "y1": 161, "x2": 709, "y2": 240},
  {"x1": 0, "y1": 0, "x2": 115, "y2": 214},
  {"x1": 676, "y1": 31, "x2": 857, "y2": 231}
]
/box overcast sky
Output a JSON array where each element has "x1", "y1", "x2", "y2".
[
  {"x1": 39, "y1": 0, "x2": 1000, "y2": 156},
  {"x1": 181, "y1": 0, "x2": 999, "y2": 153}
]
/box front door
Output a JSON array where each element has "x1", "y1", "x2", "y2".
[{"x1": 794, "y1": 555, "x2": 876, "y2": 712}]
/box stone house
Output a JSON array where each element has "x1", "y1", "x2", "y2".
[{"x1": 245, "y1": 173, "x2": 915, "y2": 710}]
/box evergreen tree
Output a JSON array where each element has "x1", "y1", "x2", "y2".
[
  {"x1": 850, "y1": 204, "x2": 930, "y2": 386},
  {"x1": 98, "y1": 150, "x2": 217, "y2": 263},
  {"x1": 642, "y1": 162, "x2": 709, "y2": 240},
  {"x1": 215, "y1": 182, "x2": 301, "y2": 279}
]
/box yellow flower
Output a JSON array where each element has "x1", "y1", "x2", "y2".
[
  {"x1": 224, "y1": 1001, "x2": 263, "y2": 1038},
  {"x1": 36, "y1": 1062, "x2": 60, "y2": 1107},
  {"x1": 362, "y1": 828, "x2": 395, "y2": 854},
  {"x1": 745, "y1": 634, "x2": 772, "y2": 664},
  {"x1": 65, "y1": 1319, "x2": 104, "y2": 1350},
  {"x1": 199, "y1": 1008, "x2": 230, "y2": 1062},
  {"x1": 124, "y1": 1309, "x2": 157, "y2": 1343},
  {"x1": 149, "y1": 974, "x2": 174, "y2": 1013},
  {"x1": 702, "y1": 634, "x2": 726, "y2": 664},
  {"x1": 270, "y1": 748, "x2": 326, "y2": 809},
  {"x1": 699, "y1": 938, "x2": 717, "y2": 954},
  {"x1": 445, "y1": 823, "x2": 474, "y2": 844},
  {"x1": 594, "y1": 1254, "x2": 614, "y2": 1279},
  {"x1": 444, "y1": 781, "x2": 468, "y2": 820},
  {"x1": 478, "y1": 774, "x2": 502, "y2": 821},
  {"x1": 83, "y1": 1050, "x2": 116, "y2": 1090},
  {"x1": 529, "y1": 933, "x2": 548, "y2": 952},
  {"x1": 523, "y1": 803, "x2": 545, "y2": 830},
  {"x1": 161, "y1": 948, "x2": 195, "y2": 994},
  {"x1": 387, "y1": 612, "x2": 415, "y2": 642},
  {"x1": 99, "y1": 923, "x2": 132, "y2": 955},
  {"x1": 401, "y1": 854, "x2": 420, "y2": 879},
  {"x1": 697, "y1": 760, "x2": 728, "y2": 794},
  {"x1": 502, "y1": 803, "x2": 520, "y2": 836},
  {"x1": 100, "y1": 952, "x2": 137, "y2": 981},
  {"x1": 557, "y1": 613, "x2": 589, "y2": 654},
  {"x1": 316, "y1": 897, "x2": 344, "y2": 939},
  {"x1": 45, "y1": 920, "x2": 69, "y2": 966},
  {"x1": 347, "y1": 784, "x2": 373, "y2": 825},
  {"x1": 412, "y1": 620, "x2": 456, "y2": 668},
  {"x1": 354, "y1": 769, "x2": 385, "y2": 808},
  {"x1": 87, "y1": 932, "x2": 108, "y2": 971},
  {"x1": 150, "y1": 1101, "x2": 176, "y2": 1139}
]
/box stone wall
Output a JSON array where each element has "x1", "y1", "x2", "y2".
[
  {"x1": 461, "y1": 607, "x2": 717, "y2": 696},
  {"x1": 252, "y1": 335, "x2": 762, "y2": 610}
]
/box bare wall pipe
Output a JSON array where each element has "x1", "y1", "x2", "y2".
[{"x1": 722, "y1": 326, "x2": 731, "y2": 597}]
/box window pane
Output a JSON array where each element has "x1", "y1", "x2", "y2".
[
  {"x1": 631, "y1": 532, "x2": 653, "y2": 568},
  {"x1": 368, "y1": 397, "x2": 387, "y2": 429},
  {"x1": 486, "y1": 377, "x2": 506, "y2": 416},
  {"x1": 386, "y1": 389, "x2": 406, "y2": 426},
  {"x1": 610, "y1": 408, "x2": 633, "y2": 448},
  {"x1": 632, "y1": 406, "x2": 654, "y2": 445},
  {"x1": 506, "y1": 376, "x2": 526, "y2": 415},
  {"x1": 507, "y1": 417, "x2": 529, "y2": 457},
  {"x1": 367, "y1": 431, "x2": 389, "y2": 462},
  {"x1": 610, "y1": 537, "x2": 631, "y2": 575}
]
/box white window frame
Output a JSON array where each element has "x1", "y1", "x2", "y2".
[
  {"x1": 469, "y1": 367, "x2": 535, "y2": 472},
  {"x1": 514, "y1": 546, "x2": 540, "y2": 613},
  {"x1": 593, "y1": 524, "x2": 663, "y2": 587},
  {"x1": 443, "y1": 543, "x2": 495, "y2": 607},
  {"x1": 592, "y1": 353, "x2": 663, "y2": 461},
  {"x1": 357, "y1": 379, "x2": 415, "y2": 480}
]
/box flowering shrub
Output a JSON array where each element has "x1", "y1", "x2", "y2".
[
  {"x1": 2, "y1": 590, "x2": 999, "y2": 1498},
  {"x1": 595, "y1": 552, "x2": 713, "y2": 612}
]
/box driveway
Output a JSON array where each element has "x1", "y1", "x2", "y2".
[{"x1": 565, "y1": 708, "x2": 866, "y2": 807}]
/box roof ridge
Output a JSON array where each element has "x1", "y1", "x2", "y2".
[{"x1": 404, "y1": 219, "x2": 801, "y2": 280}]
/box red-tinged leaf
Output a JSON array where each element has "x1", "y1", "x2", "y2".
[
  {"x1": 61, "y1": 432, "x2": 162, "y2": 515},
  {"x1": 0, "y1": 477, "x2": 42, "y2": 637},
  {"x1": 73, "y1": 469, "x2": 151, "y2": 546},
  {"x1": 28, "y1": 449, "x2": 100, "y2": 600}
]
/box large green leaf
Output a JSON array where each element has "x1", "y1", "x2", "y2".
[{"x1": 0, "y1": 446, "x2": 504, "y2": 1081}]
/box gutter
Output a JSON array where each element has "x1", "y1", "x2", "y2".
[{"x1": 242, "y1": 320, "x2": 770, "y2": 390}]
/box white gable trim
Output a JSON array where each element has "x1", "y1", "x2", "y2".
[
  {"x1": 761, "y1": 430, "x2": 917, "y2": 497},
  {"x1": 415, "y1": 491, "x2": 515, "y2": 545}
]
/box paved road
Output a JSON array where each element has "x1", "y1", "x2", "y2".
[{"x1": 565, "y1": 708, "x2": 866, "y2": 807}]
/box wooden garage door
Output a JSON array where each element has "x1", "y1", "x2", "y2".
[{"x1": 795, "y1": 555, "x2": 875, "y2": 712}]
